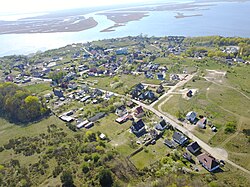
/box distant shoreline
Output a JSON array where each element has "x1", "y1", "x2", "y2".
[{"x1": 0, "y1": 17, "x2": 98, "y2": 35}]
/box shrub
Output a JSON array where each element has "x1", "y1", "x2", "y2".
[
  {"x1": 81, "y1": 162, "x2": 89, "y2": 174},
  {"x1": 224, "y1": 122, "x2": 236, "y2": 134},
  {"x1": 92, "y1": 153, "x2": 100, "y2": 163}
]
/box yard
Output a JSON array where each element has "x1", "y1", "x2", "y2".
[{"x1": 129, "y1": 139, "x2": 169, "y2": 170}]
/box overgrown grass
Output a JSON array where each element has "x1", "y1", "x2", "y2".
[
  {"x1": 0, "y1": 116, "x2": 65, "y2": 147},
  {"x1": 24, "y1": 82, "x2": 51, "y2": 94},
  {"x1": 130, "y1": 139, "x2": 169, "y2": 170}
]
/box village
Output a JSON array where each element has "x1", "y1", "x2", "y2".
[{"x1": 1, "y1": 36, "x2": 250, "y2": 178}]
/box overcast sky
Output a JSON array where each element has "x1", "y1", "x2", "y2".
[{"x1": 0, "y1": 0, "x2": 154, "y2": 15}]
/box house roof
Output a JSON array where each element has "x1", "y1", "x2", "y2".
[
  {"x1": 197, "y1": 153, "x2": 220, "y2": 171},
  {"x1": 155, "y1": 119, "x2": 167, "y2": 131},
  {"x1": 53, "y1": 89, "x2": 64, "y2": 97},
  {"x1": 126, "y1": 101, "x2": 134, "y2": 107},
  {"x1": 187, "y1": 142, "x2": 201, "y2": 154},
  {"x1": 144, "y1": 90, "x2": 155, "y2": 100},
  {"x1": 173, "y1": 131, "x2": 188, "y2": 145},
  {"x1": 197, "y1": 117, "x2": 207, "y2": 127},
  {"x1": 135, "y1": 106, "x2": 144, "y2": 114},
  {"x1": 186, "y1": 111, "x2": 196, "y2": 118},
  {"x1": 60, "y1": 116, "x2": 74, "y2": 122},
  {"x1": 156, "y1": 85, "x2": 164, "y2": 93},
  {"x1": 135, "y1": 83, "x2": 144, "y2": 90},
  {"x1": 131, "y1": 119, "x2": 145, "y2": 131},
  {"x1": 131, "y1": 88, "x2": 141, "y2": 98},
  {"x1": 88, "y1": 112, "x2": 106, "y2": 122},
  {"x1": 93, "y1": 88, "x2": 103, "y2": 96},
  {"x1": 99, "y1": 133, "x2": 106, "y2": 139},
  {"x1": 164, "y1": 139, "x2": 177, "y2": 148},
  {"x1": 77, "y1": 120, "x2": 89, "y2": 129}
]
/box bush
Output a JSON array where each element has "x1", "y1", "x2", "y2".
[
  {"x1": 0, "y1": 147, "x2": 4, "y2": 152},
  {"x1": 225, "y1": 122, "x2": 236, "y2": 134},
  {"x1": 92, "y1": 153, "x2": 100, "y2": 163},
  {"x1": 81, "y1": 162, "x2": 89, "y2": 174},
  {"x1": 53, "y1": 165, "x2": 63, "y2": 178}
]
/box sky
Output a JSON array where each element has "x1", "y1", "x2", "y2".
[{"x1": 0, "y1": 0, "x2": 154, "y2": 15}]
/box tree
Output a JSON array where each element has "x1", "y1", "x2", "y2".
[
  {"x1": 0, "y1": 83, "x2": 49, "y2": 123},
  {"x1": 49, "y1": 71, "x2": 65, "y2": 84},
  {"x1": 60, "y1": 170, "x2": 75, "y2": 187},
  {"x1": 99, "y1": 169, "x2": 113, "y2": 187}
]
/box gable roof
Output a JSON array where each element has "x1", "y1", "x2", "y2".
[
  {"x1": 164, "y1": 139, "x2": 177, "y2": 148},
  {"x1": 135, "y1": 83, "x2": 144, "y2": 91},
  {"x1": 135, "y1": 106, "x2": 144, "y2": 114},
  {"x1": 131, "y1": 119, "x2": 146, "y2": 134},
  {"x1": 197, "y1": 117, "x2": 207, "y2": 128},
  {"x1": 144, "y1": 90, "x2": 155, "y2": 100},
  {"x1": 132, "y1": 119, "x2": 145, "y2": 131},
  {"x1": 131, "y1": 88, "x2": 141, "y2": 98},
  {"x1": 187, "y1": 141, "x2": 201, "y2": 154},
  {"x1": 197, "y1": 153, "x2": 220, "y2": 172},
  {"x1": 88, "y1": 112, "x2": 106, "y2": 122},
  {"x1": 155, "y1": 119, "x2": 168, "y2": 131},
  {"x1": 173, "y1": 131, "x2": 188, "y2": 145},
  {"x1": 156, "y1": 85, "x2": 164, "y2": 93}
]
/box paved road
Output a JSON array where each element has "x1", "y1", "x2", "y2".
[{"x1": 83, "y1": 47, "x2": 93, "y2": 57}]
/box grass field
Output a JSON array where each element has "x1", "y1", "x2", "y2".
[
  {"x1": 0, "y1": 116, "x2": 66, "y2": 147},
  {"x1": 24, "y1": 82, "x2": 51, "y2": 95}
]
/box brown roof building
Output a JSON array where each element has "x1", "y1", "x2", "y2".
[{"x1": 197, "y1": 153, "x2": 220, "y2": 172}]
